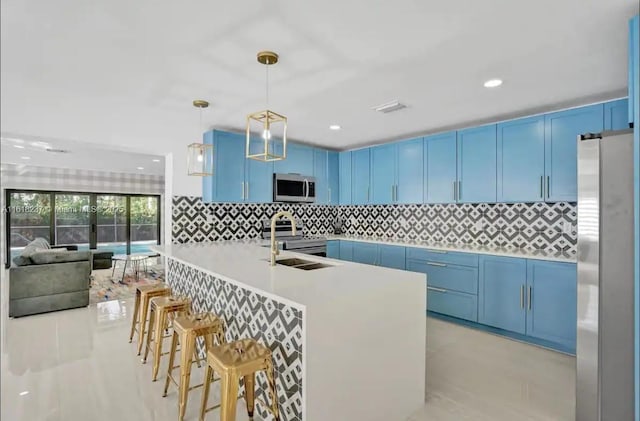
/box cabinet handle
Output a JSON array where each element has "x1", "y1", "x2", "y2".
[
  {"x1": 427, "y1": 249, "x2": 448, "y2": 254},
  {"x1": 391, "y1": 185, "x2": 395, "y2": 202},
  {"x1": 453, "y1": 181, "x2": 457, "y2": 200},
  {"x1": 546, "y1": 176, "x2": 550, "y2": 198},
  {"x1": 367, "y1": 187, "x2": 370, "y2": 202},
  {"x1": 520, "y1": 285, "x2": 524, "y2": 309},
  {"x1": 427, "y1": 286, "x2": 447, "y2": 293},
  {"x1": 246, "y1": 182, "x2": 249, "y2": 200},
  {"x1": 328, "y1": 188, "x2": 331, "y2": 203},
  {"x1": 241, "y1": 182, "x2": 245, "y2": 200},
  {"x1": 427, "y1": 262, "x2": 447, "y2": 267},
  {"x1": 540, "y1": 176, "x2": 543, "y2": 198},
  {"x1": 528, "y1": 286, "x2": 532, "y2": 310},
  {"x1": 458, "y1": 181, "x2": 462, "y2": 200},
  {"x1": 394, "y1": 184, "x2": 398, "y2": 202}
]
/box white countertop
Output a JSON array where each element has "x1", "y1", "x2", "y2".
[
  {"x1": 326, "y1": 235, "x2": 577, "y2": 263},
  {"x1": 151, "y1": 240, "x2": 426, "y2": 309}
]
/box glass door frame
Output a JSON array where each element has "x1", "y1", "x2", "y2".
[{"x1": 5, "y1": 189, "x2": 161, "y2": 268}]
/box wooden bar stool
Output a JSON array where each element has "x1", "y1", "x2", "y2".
[
  {"x1": 143, "y1": 295, "x2": 192, "y2": 381},
  {"x1": 163, "y1": 313, "x2": 226, "y2": 421},
  {"x1": 129, "y1": 283, "x2": 171, "y2": 355},
  {"x1": 199, "y1": 338, "x2": 279, "y2": 421}
]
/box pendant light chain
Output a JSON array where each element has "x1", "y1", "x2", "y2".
[{"x1": 265, "y1": 58, "x2": 270, "y2": 108}]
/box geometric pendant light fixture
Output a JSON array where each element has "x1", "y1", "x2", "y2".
[
  {"x1": 187, "y1": 99, "x2": 214, "y2": 176},
  {"x1": 246, "y1": 51, "x2": 287, "y2": 162}
]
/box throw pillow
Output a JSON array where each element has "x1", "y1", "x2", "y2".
[{"x1": 21, "y1": 237, "x2": 51, "y2": 258}]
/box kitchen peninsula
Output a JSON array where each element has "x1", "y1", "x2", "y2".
[{"x1": 152, "y1": 240, "x2": 426, "y2": 421}]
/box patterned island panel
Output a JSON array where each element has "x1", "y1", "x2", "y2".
[{"x1": 167, "y1": 258, "x2": 304, "y2": 421}]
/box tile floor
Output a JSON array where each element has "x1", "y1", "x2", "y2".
[{"x1": 0, "y1": 276, "x2": 575, "y2": 421}]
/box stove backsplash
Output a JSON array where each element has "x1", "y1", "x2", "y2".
[{"x1": 172, "y1": 196, "x2": 577, "y2": 254}]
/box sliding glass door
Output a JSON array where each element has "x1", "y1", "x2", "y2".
[
  {"x1": 96, "y1": 195, "x2": 128, "y2": 255},
  {"x1": 5, "y1": 190, "x2": 160, "y2": 266}
]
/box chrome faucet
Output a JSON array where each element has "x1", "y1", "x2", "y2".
[{"x1": 270, "y1": 211, "x2": 297, "y2": 266}]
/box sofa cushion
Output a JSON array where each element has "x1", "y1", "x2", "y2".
[
  {"x1": 30, "y1": 250, "x2": 91, "y2": 265},
  {"x1": 21, "y1": 237, "x2": 51, "y2": 258},
  {"x1": 12, "y1": 255, "x2": 33, "y2": 266}
]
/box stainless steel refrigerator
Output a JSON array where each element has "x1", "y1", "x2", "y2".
[{"x1": 576, "y1": 129, "x2": 635, "y2": 421}]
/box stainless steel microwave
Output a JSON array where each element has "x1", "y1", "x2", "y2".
[{"x1": 273, "y1": 173, "x2": 316, "y2": 203}]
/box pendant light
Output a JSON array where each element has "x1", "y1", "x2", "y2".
[
  {"x1": 246, "y1": 51, "x2": 287, "y2": 162},
  {"x1": 187, "y1": 100, "x2": 214, "y2": 176}
]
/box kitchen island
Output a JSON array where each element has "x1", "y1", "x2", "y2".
[{"x1": 152, "y1": 240, "x2": 426, "y2": 421}]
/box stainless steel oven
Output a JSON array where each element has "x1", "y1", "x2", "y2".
[{"x1": 273, "y1": 173, "x2": 316, "y2": 203}]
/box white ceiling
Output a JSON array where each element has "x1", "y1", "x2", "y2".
[
  {"x1": 0, "y1": 133, "x2": 165, "y2": 175},
  {"x1": 1, "y1": 0, "x2": 637, "y2": 154}
]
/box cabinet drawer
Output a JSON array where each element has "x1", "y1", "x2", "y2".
[
  {"x1": 406, "y1": 248, "x2": 478, "y2": 267},
  {"x1": 427, "y1": 288, "x2": 478, "y2": 322},
  {"x1": 406, "y1": 260, "x2": 478, "y2": 294}
]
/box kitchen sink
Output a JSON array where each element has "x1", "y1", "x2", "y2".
[{"x1": 274, "y1": 257, "x2": 333, "y2": 270}]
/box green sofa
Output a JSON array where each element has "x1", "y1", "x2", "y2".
[{"x1": 9, "y1": 238, "x2": 91, "y2": 317}]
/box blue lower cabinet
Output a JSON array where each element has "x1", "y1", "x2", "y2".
[
  {"x1": 407, "y1": 260, "x2": 478, "y2": 294},
  {"x1": 352, "y1": 242, "x2": 378, "y2": 265},
  {"x1": 338, "y1": 241, "x2": 353, "y2": 261},
  {"x1": 378, "y1": 244, "x2": 406, "y2": 270},
  {"x1": 526, "y1": 260, "x2": 577, "y2": 351},
  {"x1": 478, "y1": 256, "x2": 527, "y2": 334},
  {"x1": 406, "y1": 248, "x2": 478, "y2": 267},
  {"x1": 326, "y1": 241, "x2": 340, "y2": 259},
  {"x1": 427, "y1": 288, "x2": 478, "y2": 322}
]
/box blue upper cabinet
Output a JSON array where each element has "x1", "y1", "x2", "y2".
[
  {"x1": 339, "y1": 151, "x2": 352, "y2": 205},
  {"x1": 604, "y1": 98, "x2": 630, "y2": 130},
  {"x1": 629, "y1": 15, "x2": 639, "y2": 125},
  {"x1": 424, "y1": 132, "x2": 457, "y2": 204},
  {"x1": 544, "y1": 104, "x2": 604, "y2": 202},
  {"x1": 457, "y1": 125, "x2": 497, "y2": 203},
  {"x1": 478, "y1": 255, "x2": 527, "y2": 334},
  {"x1": 313, "y1": 149, "x2": 328, "y2": 204},
  {"x1": 327, "y1": 151, "x2": 339, "y2": 205},
  {"x1": 202, "y1": 131, "x2": 214, "y2": 203},
  {"x1": 274, "y1": 142, "x2": 314, "y2": 175},
  {"x1": 370, "y1": 143, "x2": 396, "y2": 204},
  {"x1": 212, "y1": 130, "x2": 246, "y2": 202},
  {"x1": 526, "y1": 260, "x2": 577, "y2": 352},
  {"x1": 245, "y1": 136, "x2": 274, "y2": 203},
  {"x1": 396, "y1": 138, "x2": 424, "y2": 204},
  {"x1": 352, "y1": 149, "x2": 371, "y2": 205},
  {"x1": 497, "y1": 116, "x2": 545, "y2": 203}
]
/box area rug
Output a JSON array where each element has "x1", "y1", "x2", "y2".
[{"x1": 90, "y1": 264, "x2": 165, "y2": 304}]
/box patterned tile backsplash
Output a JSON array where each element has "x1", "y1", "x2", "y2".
[{"x1": 172, "y1": 196, "x2": 577, "y2": 254}]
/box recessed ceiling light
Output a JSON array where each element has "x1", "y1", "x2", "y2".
[
  {"x1": 20, "y1": 156, "x2": 30, "y2": 160},
  {"x1": 19, "y1": 391, "x2": 29, "y2": 396},
  {"x1": 329, "y1": 125, "x2": 341, "y2": 131},
  {"x1": 484, "y1": 79, "x2": 503, "y2": 88},
  {"x1": 13, "y1": 145, "x2": 25, "y2": 149},
  {"x1": 152, "y1": 159, "x2": 160, "y2": 162},
  {"x1": 137, "y1": 167, "x2": 144, "y2": 170}
]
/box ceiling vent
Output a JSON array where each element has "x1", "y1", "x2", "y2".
[
  {"x1": 45, "y1": 148, "x2": 69, "y2": 153},
  {"x1": 372, "y1": 100, "x2": 407, "y2": 114}
]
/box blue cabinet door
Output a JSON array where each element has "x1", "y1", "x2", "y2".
[
  {"x1": 478, "y1": 256, "x2": 527, "y2": 334},
  {"x1": 339, "y1": 151, "x2": 352, "y2": 205},
  {"x1": 246, "y1": 135, "x2": 273, "y2": 203},
  {"x1": 352, "y1": 242, "x2": 377, "y2": 265},
  {"x1": 526, "y1": 260, "x2": 577, "y2": 351},
  {"x1": 604, "y1": 98, "x2": 630, "y2": 131},
  {"x1": 396, "y1": 138, "x2": 424, "y2": 204},
  {"x1": 457, "y1": 125, "x2": 497, "y2": 203},
  {"x1": 202, "y1": 131, "x2": 214, "y2": 203},
  {"x1": 370, "y1": 144, "x2": 396, "y2": 204},
  {"x1": 352, "y1": 149, "x2": 371, "y2": 205},
  {"x1": 328, "y1": 151, "x2": 339, "y2": 205},
  {"x1": 213, "y1": 130, "x2": 246, "y2": 202},
  {"x1": 424, "y1": 132, "x2": 457, "y2": 204},
  {"x1": 544, "y1": 104, "x2": 604, "y2": 202},
  {"x1": 326, "y1": 240, "x2": 340, "y2": 259},
  {"x1": 629, "y1": 15, "x2": 639, "y2": 125},
  {"x1": 313, "y1": 149, "x2": 328, "y2": 204},
  {"x1": 378, "y1": 244, "x2": 406, "y2": 270},
  {"x1": 274, "y1": 143, "x2": 314, "y2": 175},
  {"x1": 339, "y1": 240, "x2": 353, "y2": 261},
  {"x1": 497, "y1": 116, "x2": 545, "y2": 203}
]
